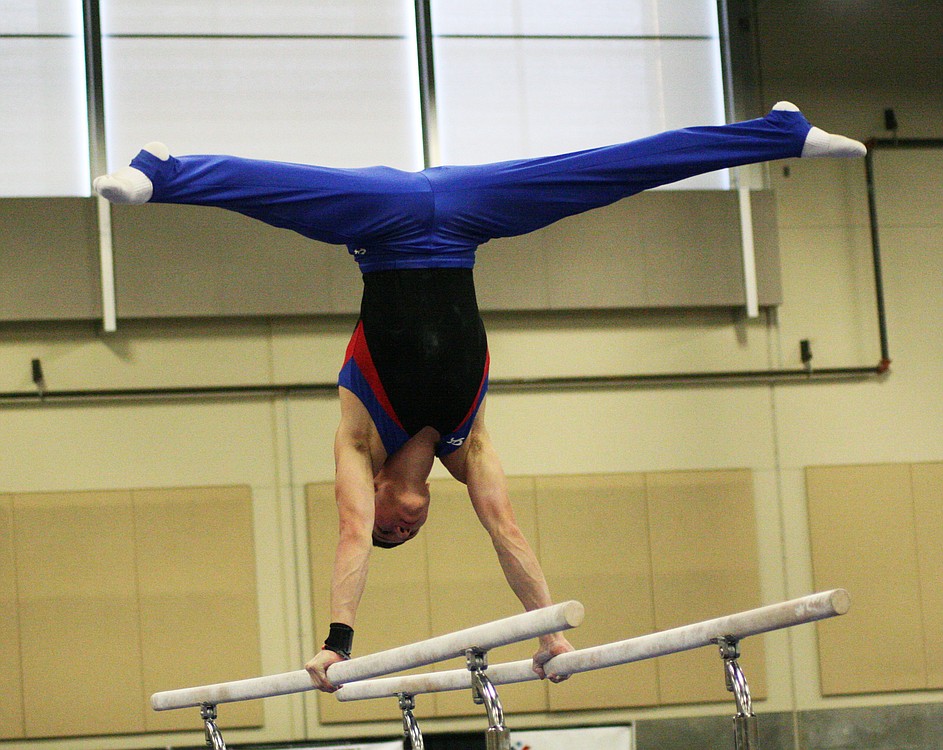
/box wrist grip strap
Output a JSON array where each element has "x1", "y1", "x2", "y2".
[{"x1": 323, "y1": 622, "x2": 354, "y2": 659}]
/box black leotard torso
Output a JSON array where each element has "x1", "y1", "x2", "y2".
[{"x1": 358, "y1": 268, "x2": 488, "y2": 438}]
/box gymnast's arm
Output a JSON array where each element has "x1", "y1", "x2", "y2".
[
  {"x1": 305, "y1": 391, "x2": 380, "y2": 691},
  {"x1": 443, "y1": 410, "x2": 574, "y2": 680}
]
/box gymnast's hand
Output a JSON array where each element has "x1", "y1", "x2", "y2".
[
  {"x1": 305, "y1": 649, "x2": 347, "y2": 692},
  {"x1": 532, "y1": 633, "x2": 574, "y2": 683}
]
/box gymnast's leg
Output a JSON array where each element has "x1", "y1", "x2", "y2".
[
  {"x1": 95, "y1": 103, "x2": 864, "y2": 250},
  {"x1": 94, "y1": 147, "x2": 433, "y2": 249},
  {"x1": 422, "y1": 102, "x2": 867, "y2": 244}
]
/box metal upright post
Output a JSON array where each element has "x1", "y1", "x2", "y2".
[
  {"x1": 466, "y1": 648, "x2": 511, "y2": 750},
  {"x1": 398, "y1": 693, "x2": 424, "y2": 750},
  {"x1": 200, "y1": 703, "x2": 227, "y2": 750},
  {"x1": 714, "y1": 637, "x2": 760, "y2": 750}
]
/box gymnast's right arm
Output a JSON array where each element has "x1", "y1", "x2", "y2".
[{"x1": 305, "y1": 411, "x2": 377, "y2": 692}]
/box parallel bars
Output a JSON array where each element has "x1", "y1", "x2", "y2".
[
  {"x1": 150, "y1": 600, "x2": 584, "y2": 711},
  {"x1": 337, "y1": 589, "x2": 850, "y2": 702}
]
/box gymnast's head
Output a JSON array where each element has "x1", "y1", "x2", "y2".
[{"x1": 372, "y1": 475, "x2": 430, "y2": 548}]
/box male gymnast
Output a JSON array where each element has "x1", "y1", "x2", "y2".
[{"x1": 94, "y1": 102, "x2": 866, "y2": 691}]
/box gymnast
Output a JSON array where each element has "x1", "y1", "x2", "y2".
[{"x1": 95, "y1": 102, "x2": 865, "y2": 691}]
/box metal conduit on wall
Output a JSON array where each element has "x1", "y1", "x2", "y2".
[{"x1": 0, "y1": 366, "x2": 892, "y2": 406}]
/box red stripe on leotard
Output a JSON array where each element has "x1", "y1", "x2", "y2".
[
  {"x1": 456, "y1": 350, "x2": 489, "y2": 430},
  {"x1": 343, "y1": 321, "x2": 404, "y2": 429}
]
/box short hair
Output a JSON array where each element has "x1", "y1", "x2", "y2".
[{"x1": 372, "y1": 535, "x2": 405, "y2": 549}]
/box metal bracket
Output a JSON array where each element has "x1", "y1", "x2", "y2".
[
  {"x1": 466, "y1": 648, "x2": 511, "y2": 750},
  {"x1": 200, "y1": 703, "x2": 227, "y2": 750},
  {"x1": 713, "y1": 636, "x2": 760, "y2": 750},
  {"x1": 398, "y1": 693, "x2": 424, "y2": 750}
]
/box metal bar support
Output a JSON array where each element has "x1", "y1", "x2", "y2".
[
  {"x1": 398, "y1": 693, "x2": 424, "y2": 750},
  {"x1": 200, "y1": 703, "x2": 227, "y2": 750},
  {"x1": 466, "y1": 648, "x2": 511, "y2": 750},
  {"x1": 714, "y1": 637, "x2": 759, "y2": 750}
]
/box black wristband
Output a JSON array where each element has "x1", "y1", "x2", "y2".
[{"x1": 323, "y1": 622, "x2": 354, "y2": 659}]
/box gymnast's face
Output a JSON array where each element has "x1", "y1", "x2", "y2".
[{"x1": 372, "y1": 479, "x2": 430, "y2": 548}]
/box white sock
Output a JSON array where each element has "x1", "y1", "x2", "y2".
[
  {"x1": 141, "y1": 141, "x2": 170, "y2": 160},
  {"x1": 800, "y1": 126, "x2": 867, "y2": 158},
  {"x1": 93, "y1": 142, "x2": 169, "y2": 204},
  {"x1": 771, "y1": 101, "x2": 866, "y2": 158}
]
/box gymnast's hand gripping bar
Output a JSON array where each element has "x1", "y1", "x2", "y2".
[
  {"x1": 336, "y1": 589, "x2": 850, "y2": 702},
  {"x1": 150, "y1": 600, "x2": 584, "y2": 711}
]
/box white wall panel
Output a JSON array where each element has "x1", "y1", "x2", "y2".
[
  {"x1": 2, "y1": 0, "x2": 78, "y2": 34},
  {"x1": 102, "y1": 38, "x2": 422, "y2": 170},
  {"x1": 435, "y1": 38, "x2": 725, "y2": 178},
  {"x1": 432, "y1": 0, "x2": 718, "y2": 37},
  {"x1": 101, "y1": 0, "x2": 412, "y2": 36},
  {"x1": 0, "y1": 38, "x2": 89, "y2": 196}
]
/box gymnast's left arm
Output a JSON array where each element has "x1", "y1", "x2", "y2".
[{"x1": 445, "y1": 418, "x2": 574, "y2": 681}]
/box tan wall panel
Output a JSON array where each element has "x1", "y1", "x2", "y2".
[
  {"x1": 646, "y1": 470, "x2": 766, "y2": 705},
  {"x1": 539, "y1": 207, "x2": 647, "y2": 309},
  {"x1": 634, "y1": 192, "x2": 747, "y2": 307},
  {"x1": 806, "y1": 464, "x2": 926, "y2": 694},
  {"x1": 0, "y1": 495, "x2": 25, "y2": 739},
  {"x1": 133, "y1": 486, "x2": 262, "y2": 732},
  {"x1": 14, "y1": 491, "x2": 146, "y2": 737},
  {"x1": 0, "y1": 198, "x2": 102, "y2": 321},
  {"x1": 111, "y1": 203, "x2": 356, "y2": 317},
  {"x1": 912, "y1": 462, "x2": 943, "y2": 687},
  {"x1": 426, "y1": 477, "x2": 548, "y2": 717},
  {"x1": 307, "y1": 483, "x2": 435, "y2": 724},
  {"x1": 535, "y1": 474, "x2": 659, "y2": 710},
  {"x1": 477, "y1": 191, "x2": 781, "y2": 311}
]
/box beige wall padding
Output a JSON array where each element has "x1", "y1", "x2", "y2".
[
  {"x1": 0, "y1": 496, "x2": 25, "y2": 739},
  {"x1": 2, "y1": 486, "x2": 262, "y2": 740},
  {"x1": 807, "y1": 462, "x2": 943, "y2": 695}
]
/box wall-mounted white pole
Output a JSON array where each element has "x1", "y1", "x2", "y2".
[
  {"x1": 96, "y1": 195, "x2": 117, "y2": 332},
  {"x1": 738, "y1": 186, "x2": 759, "y2": 319}
]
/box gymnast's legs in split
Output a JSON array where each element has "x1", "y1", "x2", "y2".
[{"x1": 94, "y1": 102, "x2": 865, "y2": 269}]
